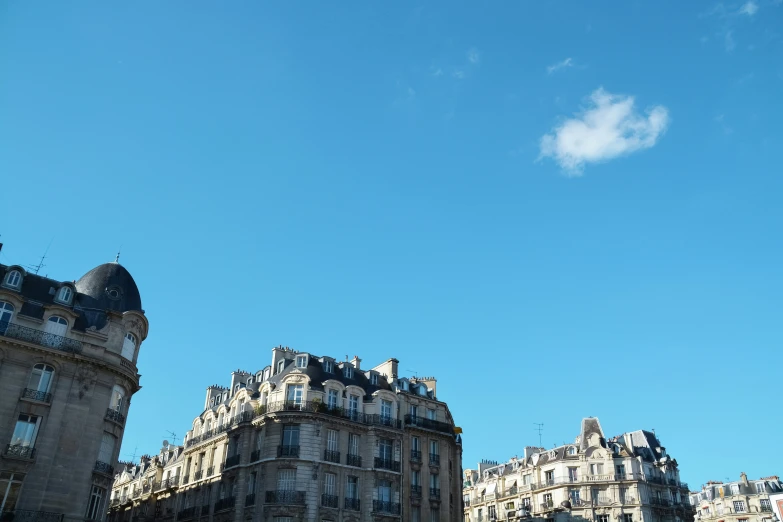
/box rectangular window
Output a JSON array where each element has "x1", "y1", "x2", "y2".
[
  {"x1": 248, "y1": 472, "x2": 256, "y2": 494},
  {"x1": 277, "y1": 469, "x2": 295, "y2": 491},
  {"x1": 590, "y1": 463, "x2": 604, "y2": 475},
  {"x1": 430, "y1": 473, "x2": 439, "y2": 489},
  {"x1": 85, "y1": 485, "x2": 105, "y2": 520},
  {"x1": 411, "y1": 507, "x2": 421, "y2": 522},
  {"x1": 381, "y1": 400, "x2": 392, "y2": 419},
  {"x1": 523, "y1": 475, "x2": 531, "y2": 485},
  {"x1": 760, "y1": 499, "x2": 772, "y2": 511},
  {"x1": 410, "y1": 405, "x2": 418, "y2": 417},
  {"x1": 98, "y1": 432, "x2": 116, "y2": 464},
  {"x1": 370, "y1": 373, "x2": 378, "y2": 385},
  {"x1": 620, "y1": 487, "x2": 628, "y2": 503},
  {"x1": 488, "y1": 506, "x2": 496, "y2": 519},
  {"x1": 733, "y1": 501, "x2": 746, "y2": 513},
  {"x1": 344, "y1": 366, "x2": 354, "y2": 379},
  {"x1": 412, "y1": 470, "x2": 421, "y2": 486},
  {"x1": 324, "y1": 473, "x2": 336, "y2": 495},
  {"x1": 730, "y1": 485, "x2": 739, "y2": 495},
  {"x1": 430, "y1": 507, "x2": 439, "y2": 521},
  {"x1": 11, "y1": 414, "x2": 40, "y2": 448},
  {"x1": 522, "y1": 498, "x2": 531, "y2": 508},
  {"x1": 323, "y1": 360, "x2": 333, "y2": 373},
  {"x1": 430, "y1": 440, "x2": 439, "y2": 456},
  {"x1": 570, "y1": 489, "x2": 580, "y2": 503},
  {"x1": 0, "y1": 472, "x2": 25, "y2": 512},
  {"x1": 545, "y1": 470, "x2": 554, "y2": 484},
  {"x1": 327, "y1": 429, "x2": 338, "y2": 452},
  {"x1": 277, "y1": 360, "x2": 284, "y2": 374},
  {"x1": 348, "y1": 433, "x2": 359, "y2": 455},
  {"x1": 286, "y1": 384, "x2": 303, "y2": 406},
  {"x1": 327, "y1": 389, "x2": 339, "y2": 409},
  {"x1": 282, "y1": 425, "x2": 300, "y2": 446},
  {"x1": 412, "y1": 436, "x2": 420, "y2": 451},
  {"x1": 296, "y1": 355, "x2": 307, "y2": 368},
  {"x1": 346, "y1": 476, "x2": 358, "y2": 499},
  {"x1": 377, "y1": 480, "x2": 391, "y2": 502},
  {"x1": 379, "y1": 438, "x2": 393, "y2": 460},
  {"x1": 349, "y1": 395, "x2": 359, "y2": 416},
  {"x1": 756, "y1": 483, "x2": 765, "y2": 494},
  {"x1": 616, "y1": 464, "x2": 626, "y2": 477},
  {"x1": 544, "y1": 493, "x2": 553, "y2": 506},
  {"x1": 427, "y1": 409, "x2": 436, "y2": 420},
  {"x1": 597, "y1": 516, "x2": 609, "y2": 522},
  {"x1": 623, "y1": 515, "x2": 633, "y2": 522},
  {"x1": 568, "y1": 467, "x2": 579, "y2": 481}
]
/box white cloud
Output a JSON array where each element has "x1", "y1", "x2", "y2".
[
  {"x1": 452, "y1": 69, "x2": 465, "y2": 79},
  {"x1": 547, "y1": 57, "x2": 574, "y2": 74},
  {"x1": 467, "y1": 48, "x2": 480, "y2": 64},
  {"x1": 739, "y1": 1, "x2": 759, "y2": 15},
  {"x1": 539, "y1": 88, "x2": 670, "y2": 175},
  {"x1": 431, "y1": 66, "x2": 443, "y2": 77},
  {"x1": 724, "y1": 29, "x2": 736, "y2": 51}
]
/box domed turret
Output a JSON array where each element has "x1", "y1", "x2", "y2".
[{"x1": 75, "y1": 262, "x2": 142, "y2": 313}]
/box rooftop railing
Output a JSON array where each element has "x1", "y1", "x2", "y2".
[
  {"x1": 0, "y1": 321, "x2": 82, "y2": 353},
  {"x1": 403, "y1": 414, "x2": 454, "y2": 435}
]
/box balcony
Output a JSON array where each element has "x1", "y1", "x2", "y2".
[
  {"x1": 265, "y1": 490, "x2": 306, "y2": 505},
  {"x1": 374, "y1": 457, "x2": 401, "y2": 472},
  {"x1": 503, "y1": 487, "x2": 518, "y2": 497},
  {"x1": 178, "y1": 507, "x2": 197, "y2": 520},
  {"x1": 21, "y1": 388, "x2": 52, "y2": 404},
  {"x1": 411, "y1": 485, "x2": 422, "y2": 496},
  {"x1": 324, "y1": 450, "x2": 340, "y2": 463},
  {"x1": 245, "y1": 493, "x2": 255, "y2": 507},
  {"x1": 321, "y1": 494, "x2": 339, "y2": 508},
  {"x1": 105, "y1": 408, "x2": 125, "y2": 425},
  {"x1": 411, "y1": 450, "x2": 422, "y2": 462},
  {"x1": 278, "y1": 445, "x2": 299, "y2": 458},
  {"x1": 94, "y1": 460, "x2": 114, "y2": 476},
  {"x1": 0, "y1": 321, "x2": 82, "y2": 353},
  {"x1": 344, "y1": 498, "x2": 360, "y2": 511},
  {"x1": 214, "y1": 497, "x2": 235, "y2": 512},
  {"x1": 141, "y1": 484, "x2": 151, "y2": 495},
  {"x1": 403, "y1": 414, "x2": 454, "y2": 435},
  {"x1": 372, "y1": 500, "x2": 401, "y2": 515},
  {"x1": 621, "y1": 496, "x2": 637, "y2": 505},
  {"x1": 650, "y1": 498, "x2": 672, "y2": 507},
  {"x1": 429, "y1": 454, "x2": 440, "y2": 466},
  {"x1": 224, "y1": 454, "x2": 240, "y2": 468},
  {"x1": 183, "y1": 474, "x2": 190, "y2": 484},
  {"x1": 430, "y1": 488, "x2": 441, "y2": 500},
  {"x1": 250, "y1": 450, "x2": 260, "y2": 461},
  {"x1": 4, "y1": 444, "x2": 35, "y2": 459},
  {"x1": 346, "y1": 453, "x2": 362, "y2": 467},
  {"x1": 366, "y1": 414, "x2": 402, "y2": 429},
  {"x1": 251, "y1": 400, "x2": 404, "y2": 429},
  {"x1": 206, "y1": 466, "x2": 214, "y2": 477},
  {"x1": 193, "y1": 470, "x2": 203, "y2": 481},
  {"x1": 0, "y1": 511, "x2": 65, "y2": 522},
  {"x1": 594, "y1": 497, "x2": 613, "y2": 506},
  {"x1": 158, "y1": 477, "x2": 179, "y2": 489},
  {"x1": 761, "y1": 506, "x2": 773, "y2": 513}
]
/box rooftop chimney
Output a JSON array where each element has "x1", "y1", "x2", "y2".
[{"x1": 351, "y1": 355, "x2": 361, "y2": 370}]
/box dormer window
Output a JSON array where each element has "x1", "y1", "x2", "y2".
[
  {"x1": 4, "y1": 270, "x2": 22, "y2": 289},
  {"x1": 399, "y1": 380, "x2": 408, "y2": 391},
  {"x1": 323, "y1": 360, "x2": 334, "y2": 373},
  {"x1": 277, "y1": 360, "x2": 285, "y2": 374},
  {"x1": 568, "y1": 446, "x2": 577, "y2": 456},
  {"x1": 370, "y1": 373, "x2": 378, "y2": 385},
  {"x1": 296, "y1": 355, "x2": 307, "y2": 368},
  {"x1": 344, "y1": 366, "x2": 354, "y2": 379},
  {"x1": 247, "y1": 377, "x2": 254, "y2": 386},
  {"x1": 56, "y1": 286, "x2": 73, "y2": 304}
]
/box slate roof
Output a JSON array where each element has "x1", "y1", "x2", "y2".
[{"x1": 266, "y1": 355, "x2": 394, "y2": 397}]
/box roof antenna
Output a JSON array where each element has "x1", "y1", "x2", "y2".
[
  {"x1": 26, "y1": 238, "x2": 54, "y2": 275},
  {"x1": 164, "y1": 430, "x2": 178, "y2": 445},
  {"x1": 407, "y1": 368, "x2": 418, "y2": 378},
  {"x1": 124, "y1": 445, "x2": 140, "y2": 463},
  {"x1": 115, "y1": 245, "x2": 122, "y2": 263},
  {"x1": 534, "y1": 423, "x2": 544, "y2": 448}
]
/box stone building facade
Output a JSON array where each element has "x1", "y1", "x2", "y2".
[
  {"x1": 690, "y1": 474, "x2": 781, "y2": 522},
  {"x1": 463, "y1": 418, "x2": 692, "y2": 522},
  {"x1": 0, "y1": 261, "x2": 148, "y2": 522},
  {"x1": 108, "y1": 348, "x2": 463, "y2": 522}
]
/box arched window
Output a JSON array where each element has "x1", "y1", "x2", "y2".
[
  {"x1": 56, "y1": 286, "x2": 73, "y2": 304},
  {"x1": 121, "y1": 333, "x2": 136, "y2": 361},
  {"x1": 43, "y1": 316, "x2": 68, "y2": 347},
  {"x1": 111, "y1": 385, "x2": 125, "y2": 413},
  {"x1": 29, "y1": 364, "x2": 55, "y2": 394},
  {"x1": 5, "y1": 270, "x2": 22, "y2": 288},
  {"x1": 0, "y1": 301, "x2": 14, "y2": 334}
]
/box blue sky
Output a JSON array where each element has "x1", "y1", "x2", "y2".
[{"x1": 1, "y1": 0, "x2": 781, "y2": 488}]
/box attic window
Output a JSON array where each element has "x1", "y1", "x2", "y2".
[
  {"x1": 399, "y1": 380, "x2": 408, "y2": 391},
  {"x1": 56, "y1": 286, "x2": 73, "y2": 304},
  {"x1": 568, "y1": 447, "x2": 577, "y2": 455},
  {"x1": 277, "y1": 360, "x2": 285, "y2": 374},
  {"x1": 370, "y1": 373, "x2": 378, "y2": 385},
  {"x1": 106, "y1": 286, "x2": 122, "y2": 300},
  {"x1": 296, "y1": 355, "x2": 307, "y2": 368},
  {"x1": 4, "y1": 270, "x2": 22, "y2": 289},
  {"x1": 323, "y1": 360, "x2": 333, "y2": 373},
  {"x1": 344, "y1": 366, "x2": 354, "y2": 379}
]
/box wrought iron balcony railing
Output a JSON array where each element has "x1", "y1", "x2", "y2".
[
  {"x1": 21, "y1": 388, "x2": 52, "y2": 403},
  {"x1": 206, "y1": 466, "x2": 214, "y2": 477},
  {"x1": 94, "y1": 460, "x2": 114, "y2": 476},
  {"x1": 374, "y1": 457, "x2": 400, "y2": 472},
  {"x1": 430, "y1": 454, "x2": 440, "y2": 466},
  {"x1": 346, "y1": 453, "x2": 362, "y2": 467},
  {"x1": 403, "y1": 414, "x2": 454, "y2": 435},
  {"x1": 249, "y1": 400, "x2": 402, "y2": 429},
  {"x1": 321, "y1": 494, "x2": 339, "y2": 508},
  {"x1": 411, "y1": 485, "x2": 422, "y2": 496},
  {"x1": 183, "y1": 474, "x2": 190, "y2": 484},
  {"x1": 193, "y1": 470, "x2": 203, "y2": 481},
  {"x1": 0, "y1": 321, "x2": 82, "y2": 353},
  {"x1": 278, "y1": 445, "x2": 299, "y2": 458},
  {"x1": 213, "y1": 497, "x2": 235, "y2": 512},
  {"x1": 411, "y1": 449, "x2": 422, "y2": 462},
  {"x1": 430, "y1": 488, "x2": 441, "y2": 500},
  {"x1": 344, "y1": 498, "x2": 360, "y2": 511},
  {"x1": 105, "y1": 408, "x2": 125, "y2": 425},
  {"x1": 324, "y1": 450, "x2": 340, "y2": 463},
  {"x1": 250, "y1": 450, "x2": 260, "y2": 461},
  {"x1": 0, "y1": 510, "x2": 64, "y2": 522},
  {"x1": 245, "y1": 493, "x2": 255, "y2": 506},
  {"x1": 224, "y1": 454, "x2": 240, "y2": 468},
  {"x1": 5, "y1": 444, "x2": 35, "y2": 459},
  {"x1": 265, "y1": 490, "x2": 306, "y2": 505},
  {"x1": 372, "y1": 500, "x2": 401, "y2": 515}
]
